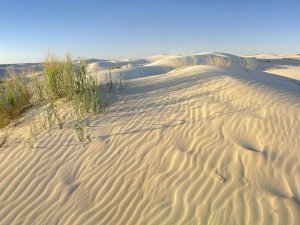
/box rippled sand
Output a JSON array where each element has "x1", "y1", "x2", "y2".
[{"x1": 1, "y1": 53, "x2": 300, "y2": 225}]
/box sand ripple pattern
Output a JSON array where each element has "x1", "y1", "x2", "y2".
[{"x1": 0, "y1": 65, "x2": 300, "y2": 225}]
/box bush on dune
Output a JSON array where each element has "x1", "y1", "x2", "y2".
[
  {"x1": 0, "y1": 53, "x2": 113, "y2": 144},
  {"x1": 0, "y1": 73, "x2": 30, "y2": 128},
  {"x1": 43, "y1": 54, "x2": 103, "y2": 113}
]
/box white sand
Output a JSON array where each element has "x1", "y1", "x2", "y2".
[{"x1": 0, "y1": 53, "x2": 300, "y2": 225}]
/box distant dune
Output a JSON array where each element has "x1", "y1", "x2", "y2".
[
  {"x1": 0, "y1": 52, "x2": 300, "y2": 225},
  {"x1": 0, "y1": 63, "x2": 42, "y2": 78}
]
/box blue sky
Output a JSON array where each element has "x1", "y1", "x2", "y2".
[{"x1": 1, "y1": 0, "x2": 299, "y2": 63}]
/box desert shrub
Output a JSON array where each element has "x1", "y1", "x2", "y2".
[
  {"x1": 42, "y1": 55, "x2": 103, "y2": 138},
  {"x1": 43, "y1": 53, "x2": 78, "y2": 101},
  {"x1": 0, "y1": 53, "x2": 113, "y2": 145},
  {"x1": 43, "y1": 54, "x2": 64, "y2": 100},
  {"x1": 72, "y1": 60, "x2": 102, "y2": 114},
  {"x1": 206, "y1": 56, "x2": 232, "y2": 68},
  {"x1": 43, "y1": 54, "x2": 102, "y2": 114},
  {"x1": 0, "y1": 75, "x2": 30, "y2": 128}
]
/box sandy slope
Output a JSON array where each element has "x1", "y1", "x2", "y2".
[
  {"x1": 247, "y1": 53, "x2": 300, "y2": 81},
  {"x1": 0, "y1": 53, "x2": 300, "y2": 225},
  {"x1": 265, "y1": 66, "x2": 300, "y2": 80}
]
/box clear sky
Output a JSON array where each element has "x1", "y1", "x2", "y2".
[{"x1": 1, "y1": 0, "x2": 299, "y2": 63}]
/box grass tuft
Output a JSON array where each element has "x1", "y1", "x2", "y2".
[
  {"x1": 0, "y1": 73, "x2": 30, "y2": 128},
  {"x1": 0, "y1": 52, "x2": 120, "y2": 144}
]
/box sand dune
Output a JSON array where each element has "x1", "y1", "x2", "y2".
[
  {"x1": 90, "y1": 52, "x2": 300, "y2": 83},
  {"x1": 0, "y1": 53, "x2": 300, "y2": 224},
  {"x1": 247, "y1": 53, "x2": 300, "y2": 81},
  {"x1": 0, "y1": 63, "x2": 42, "y2": 78},
  {"x1": 265, "y1": 66, "x2": 300, "y2": 80}
]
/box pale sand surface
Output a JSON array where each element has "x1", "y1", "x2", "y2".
[
  {"x1": 265, "y1": 66, "x2": 300, "y2": 80},
  {"x1": 251, "y1": 53, "x2": 300, "y2": 81},
  {"x1": 0, "y1": 53, "x2": 300, "y2": 225}
]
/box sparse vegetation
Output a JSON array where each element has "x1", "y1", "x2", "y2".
[
  {"x1": 173, "y1": 58, "x2": 188, "y2": 70},
  {"x1": 31, "y1": 73, "x2": 45, "y2": 102},
  {"x1": 167, "y1": 55, "x2": 198, "y2": 71},
  {"x1": 43, "y1": 54, "x2": 64, "y2": 100},
  {"x1": 41, "y1": 54, "x2": 106, "y2": 140},
  {"x1": 0, "y1": 52, "x2": 119, "y2": 145},
  {"x1": 0, "y1": 73, "x2": 30, "y2": 128},
  {"x1": 206, "y1": 56, "x2": 232, "y2": 68}
]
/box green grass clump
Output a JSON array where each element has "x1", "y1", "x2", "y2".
[
  {"x1": 1, "y1": 52, "x2": 117, "y2": 144},
  {"x1": 43, "y1": 53, "x2": 77, "y2": 101},
  {"x1": 72, "y1": 60, "x2": 102, "y2": 114},
  {"x1": 43, "y1": 54, "x2": 102, "y2": 114},
  {"x1": 43, "y1": 54, "x2": 64, "y2": 100},
  {"x1": 42, "y1": 54, "x2": 104, "y2": 139},
  {"x1": 0, "y1": 74, "x2": 30, "y2": 128}
]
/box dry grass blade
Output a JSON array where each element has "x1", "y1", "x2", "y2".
[{"x1": 206, "y1": 56, "x2": 232, "y2": 68}]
